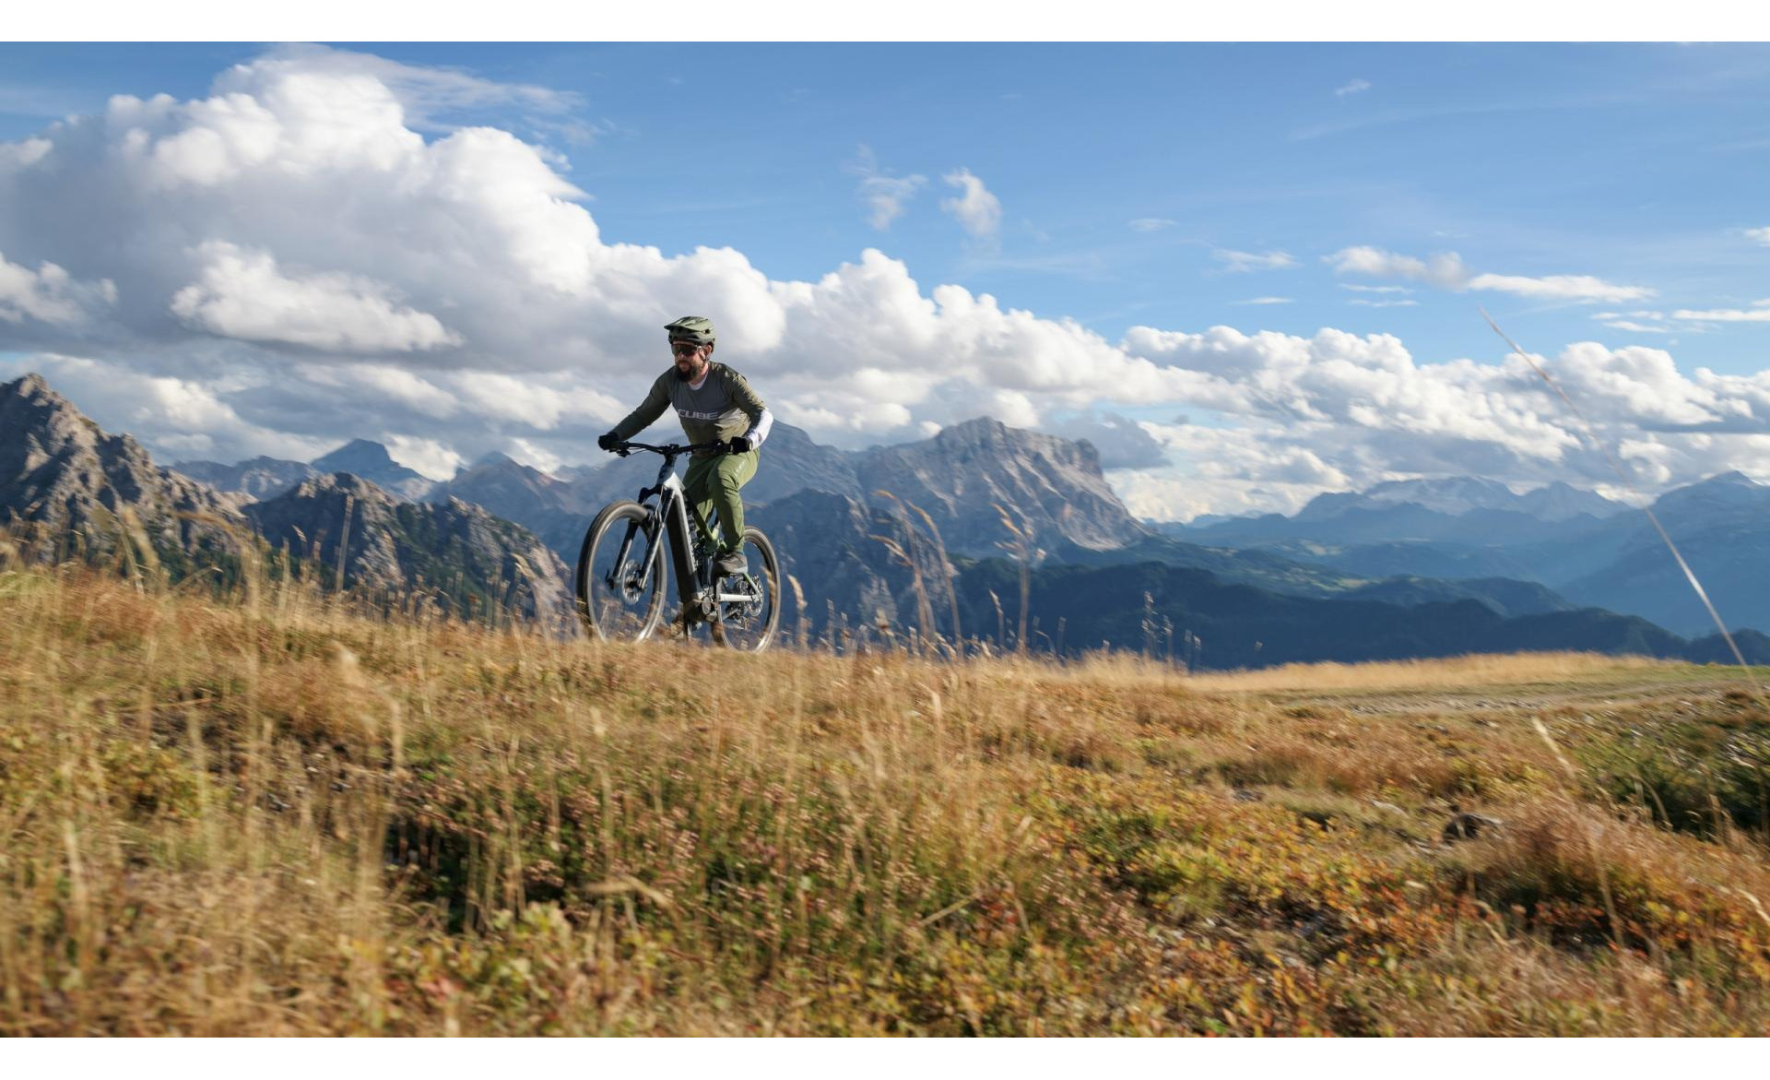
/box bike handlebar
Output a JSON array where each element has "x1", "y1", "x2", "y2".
[{"x1": 612, "y1": 439, "x2": 728, "y2": 458}]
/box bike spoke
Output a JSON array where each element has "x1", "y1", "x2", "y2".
[{"x1": 579, "y1": 505, "x2": 666, "y2": 641}]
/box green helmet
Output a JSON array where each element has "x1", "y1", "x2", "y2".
[{"x1": 664, "y1": 315, "x2": 716, "y2": 345}]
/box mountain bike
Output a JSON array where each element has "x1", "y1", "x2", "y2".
[{"x1": 574, "y1": 440, "x2": 780, "y2": 650}]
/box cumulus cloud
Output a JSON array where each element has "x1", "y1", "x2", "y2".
[
  {"x1": 1047, "y1": 411, "x2": 1169, "y2": 469},
  {"x1": 1213, "y1": 248, "x2": 1298, "y2": 273},
  {"x1": 169, "y1": 242, "x2": 461, "y2": 351},
  {"x1": 0, "y1": 250, "x2": 116, "y2": 326},
  {"x1": 843, "y1": 144, "x2": 926, "y2": 231},
  {"x1": 384, "y1": 435, "x2": 465, "y2": 480},
  {"x1": 1327, "y1": 245, "x2": 1653, "y2": 302},
  {"x1": 0, "y1": 138, "x2": 52, "y2": 171},
  {"x1": 3, "y1": 47, "x2": 1768, "y2": 522},
  {"x1": 232, "y1": 44, "x2": 586, "y2": 137},
  {"x1": 940, "y1": 168, "x2": 1002, "y2": 238},
  {"x1": 1110, "y1": 324, "x2": 1770, "y2": 517}
]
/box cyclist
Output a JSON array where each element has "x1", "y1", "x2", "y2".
[{"x1": 597, "y1": 316, "x2": 774, "y2": 577}]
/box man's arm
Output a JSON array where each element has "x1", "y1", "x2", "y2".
[
  {"x1": 608, "y1": 373, "x2": 672, "y2": 443},
  {"x1": 723, "y1": 367, "x2": 774, "y2": 449}
]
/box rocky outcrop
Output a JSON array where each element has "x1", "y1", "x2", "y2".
[
  {"x1": 246, "y1": 473, "x2": 573, "y2": 627},
  {"x1": 0, "y1": 373, "x2": 246, "y2": 572}
]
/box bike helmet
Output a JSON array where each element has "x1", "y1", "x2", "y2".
[{"x1": 665, "y1": 315, "x2": 716, "y2": 345}]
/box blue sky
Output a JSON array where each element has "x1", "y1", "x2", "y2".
[
  {"x1": 8, "y1": 43, "x2": 1770, "y2": 368},
  {"x1": 3, "y1": 42, "x2": 1770, "y2": 518}
]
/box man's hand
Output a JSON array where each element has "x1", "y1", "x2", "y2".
[
  {"x1": 727, "y1": 435, "x2": 753, "y2": 454},
  {"x1": 597, "y1": 432, "x2": 620, "y2": 452}
]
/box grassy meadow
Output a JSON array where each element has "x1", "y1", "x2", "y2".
[{"x1": 2, "y1": 554, "x2": 1769, "y2": 1035}]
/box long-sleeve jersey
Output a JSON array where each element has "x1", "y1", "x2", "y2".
[{"x1": 609, "y1": 362, "x2": 773, "y2": 458}]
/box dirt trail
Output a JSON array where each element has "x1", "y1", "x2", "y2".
[{"x1": 1198, "y1": 669, "x2": 1762, "y2": 718}]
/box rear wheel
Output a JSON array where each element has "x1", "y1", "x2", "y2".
[
  {"x1": 576, "y1": 501, "x2": 668, "y2": 642},
  {"x1": 712, "y1": 527, "x2": 781, "y2": 652}
]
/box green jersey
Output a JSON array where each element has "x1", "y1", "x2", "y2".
[{"x1": 609, "y1": 362, "x2": 772, "y2": 458}]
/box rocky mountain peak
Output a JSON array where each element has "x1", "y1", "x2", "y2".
[
  {"x1": 855, "y1": 416, "x2": 1144, "y2": 554},
  {"x1": 313, "y1": 438, "x2": 397, "y2": 471},
  {"x1": 1, "y1": 372, "x2": 243, "y2": 568},
  {"x1": 1694, "y1": 470, "x2": 1757, "y2": 487},
  {"x1": 310, "y1": 439, "x2": 434, "y2": 501}
]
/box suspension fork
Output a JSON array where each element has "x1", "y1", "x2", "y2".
[{"x1": 605, "y1": 505, "x2": 664, "y2": 594}]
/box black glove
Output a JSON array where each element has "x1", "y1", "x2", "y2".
[
  {"x1": 727, "y1": 435, "x2": 753, "y2": 454},
  {"x1": 597, "y1": 432, "x2": 619, "y2": 451}
]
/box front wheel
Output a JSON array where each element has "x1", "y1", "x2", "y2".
[
  {"x1": 576, "y1": 501, "x2": 668, "y2": 642},
  {"x1": 712, "y1": 527, "x2": 781, "y2": 652}
]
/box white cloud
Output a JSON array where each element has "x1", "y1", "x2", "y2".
[
  {"x1": 843, "y1": 144, "x2": 926, "y2": 231},
  {"x1": 1327, "y1": 245, "x2": 1654, "y2": 302},
  {"x1": 1745, "y1": 226, "x2": 1770, "y2": 246},
  {"x1": 383, "y1": 435, "x2": 465, "y2": 480},
  {"x1": 228, "y1": 44, "x2": 583, "y2": 136},
  {"x1": 939, "y1": 168, "x2": 1002, "y2": 238},
  {"x1": 1213, "y1": 248, "x2": 1298, "y2": 273},
  {"x1": 1129, "y1": 217, "x2": 1179, "y2": 232},
  {"x1": 1327, "y1": 246, "x2": 1470, "y2": 289},
  {"x1": 1671, "y1": 306, "x2": 1770, "y2": 322},
  {"x1": 5, "y1": 48, "x2": 1770, "y2": 523},
  {"x1": 170, "y1": 242, "x2": 461, "y2": 352},
  {"x1": 1601, "y1": 320, "x2": 1674, "y2": 334},
  {"x1": 0, "y1": 250, "x2": 116, "y2": 326},
  {"x1": 1467, "y1": 272, "x2": 1655, "y2": 303},
  {"x1": 1112, "y1": 325, "x2": 1770, "y2": 515},
  {"x1": 1349, "y1": 298, "x2": 1420, "y2": 308},
  {"x1": 1234, "y1": 296, "x2": 1294, "y2": 305},
  {"x1": 0, "y1": 137, "x2": 52, "y2": 172},
  {"x1": 1334, "y1": 78, "x2": 1372, "y2": 97},
  {"x1": 506, "y1": 436, "x2": 563, "y2": 476}
]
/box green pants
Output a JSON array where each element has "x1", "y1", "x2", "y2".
[{"x1": 683, "y1": 450, "x2": 757, "y2": 555}]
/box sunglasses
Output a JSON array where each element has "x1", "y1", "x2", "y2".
[{"x1": 670, "y1": 342, "x2": 703, "y2": 356}]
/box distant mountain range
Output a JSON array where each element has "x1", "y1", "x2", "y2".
[
  {"x1": 1162, "y1": 469, "x2": 1770, "y2": 638},
  {"x1": 10, "y1": 370, "x2": 1767, "y2": 667},
  {"x1": 175, "y1": 438, "x2": 435, "y2": 503}
]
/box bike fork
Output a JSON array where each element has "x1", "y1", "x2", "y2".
[{"x1": 606, "y1": 515, "x2": 663, "y2": 596}]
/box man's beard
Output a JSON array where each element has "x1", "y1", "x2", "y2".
[{"x1": 675, "y1": 361, "x2": 704, "y2": 382}]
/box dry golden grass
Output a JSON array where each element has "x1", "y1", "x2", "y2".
[
  {"x1": 2, "y1": 558, "x2": 1768, "y2": 1035},
  {"x1": 1190, "y1": 651, "x2": 1678, "y2": 694}
]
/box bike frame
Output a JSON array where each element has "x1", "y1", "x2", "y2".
[{"x1": 605, "y1": 444, "x2": 757, "y2": 619}]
